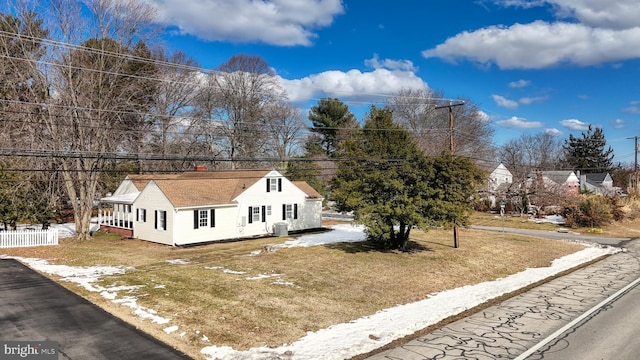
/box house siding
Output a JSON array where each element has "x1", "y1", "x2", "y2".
[
  {"x1": 133, "y1": 182, "x2": 175, "y2": 245},
  {"x1": 173, "y1": 205, "x2": 241, "y2": 246},
  {"x1": 112, "y1": 178, "x2": 141, "y2": 196}
]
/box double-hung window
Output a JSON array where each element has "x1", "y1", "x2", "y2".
[
  {"x1": 247, "y1": 206, "x2": 266, "y2": 224},
  {"x1": 266, "y1": 178, "x2": 282, "y2": 192},
  {"x1": 155, "y1": 210, "x2": 167, "y2": 230},
  {"x1": 193, "y1": 209, "x2": 216, "y2": 229},
  {"x1": 282, "y1": 204, "x2": 298, "y2": 220},
  {"x1": 136, "y1": 208, "x2": 147, "y2": 222},
  {"x1": 199, "y1": 210, "x2": 208, "y2": 228}
]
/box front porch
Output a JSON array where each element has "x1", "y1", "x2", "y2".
[{"x1": 98, "y1": 194, "x2": 136, "y2": 238}]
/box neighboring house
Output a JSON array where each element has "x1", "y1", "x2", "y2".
[
  {"x1": 527, "y1": 170, "x2": 580, "y2": 195},
  {"x1": 98, "y1": 169, "x2": 324, "y2": 246},
  {"x1": 476, "y1": 161, "x2": 513, "y2": 207},
  {"x1": 580, "y1": 173, "x2": 617, "y2": 195}
]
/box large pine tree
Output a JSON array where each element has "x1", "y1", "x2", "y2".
[
  {"x1": 562, "y1": 125, "x2": 615, "y2": 173},
  {"x1": 331, "y1": 106, "x2": 484, "y2": 250},
  {"x1": 307, "y1": 98, "x2": 357, "y2": 157}
]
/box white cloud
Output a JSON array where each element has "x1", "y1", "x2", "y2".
[
  {"x1": 612, "y1": 119, "x2": 625, "y2": 129},
  {"x1": 519, "y1": 95, "x2": 549, "y2": 105},
  {"x1": 492, "y1": 94, "x2": 519, "y2": 109},
  {"x1": 494, "y1": 0, "x2": 640, "y2": 29},
  {"x1": 624, "y1": 101, "x2": 640, "y2": 114},
  {"x1": 560, "y1": 119, "x2": 590, "y2": 131},
  {"x1": 422, "y1": 21, "x2": 640, "y2": 69},
  {"x1": 279, "y1": 68, "x2": 428, "y2": 103},
  {"x1": 544, "y1": 128, "x2": 563, "y2": 136},
  {"x1": 476, "y1": 110, "x2": 491, "y2": 122},
  {"x1": 365, "y1": 54, "x2": 417, "y2": 72},
  {"x1": 496, "y1": 116, "x2": 544, "y2": 128},
  {"x1": 146, "y1": 0, "x2": 344, "y2": 46},
  {"x1": 509, "y1": 79, "x2": 531, "y2": 88}
]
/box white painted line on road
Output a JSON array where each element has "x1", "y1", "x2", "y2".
[{"x1": 514, "y1": 274, "x2": 640, "y2": 360}]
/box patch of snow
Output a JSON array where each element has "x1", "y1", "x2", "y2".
[
  {"x1": 249, "y1": 223, "x2": 367, "y2": 256},
  {"x1": 223, "y1": 269, "x2": 246, "y2": 275},
  {"x1": 113, "y1": 296, "x2": 171, "y2": 325},
  {"x1": 245, "y1": 274, "x2": 281, "y2": 281},
  {"x1": 164, "y1": 325, "x2": 179, "y2": 334},
  {"x1": 13, "y1": 257, "x2": 130, "y2": 293},
  {"x1": 166, "y1": 259, "x2": 191, "y2": 265},
  {"x1": 530, "y1": 215, "x2": 566, "y2": 225},
  {"x1": 272, "y1": 279, "x2": 299, "y2": 288}
]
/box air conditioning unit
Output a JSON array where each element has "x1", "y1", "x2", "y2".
[{"x1": 273, "y1": 222, "x2": 288, "y2": 237}]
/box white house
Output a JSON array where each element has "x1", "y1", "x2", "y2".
[
  {"x1": 98, "y1": 169, "x2": 324, "y2": 246},
  {"x1": 486, "y1": 163, "x2": 513, "y2": 192},
  {"x1": 476, "y1": 161, "x2": 513, "y2": 207},
  {"x1": 580, "y1": 173, "x2": 616, "y2": 195}
]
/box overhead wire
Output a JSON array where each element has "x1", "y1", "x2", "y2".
[{"x1": 0, "y1": 30, "x2": 629, "y2": 180}]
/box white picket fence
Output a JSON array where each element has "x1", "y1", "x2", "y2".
[{"x1": 0, "y1": 229, "x2": 59, "y2": 249}]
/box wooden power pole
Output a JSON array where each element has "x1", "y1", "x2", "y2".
[
  {"x1": 628, "y1": 136, "x2": 639, "y2": 195},
  {"x1": 435, "y1": 101, "x2": 465, "y2": 155},
  {"x1": 435, "y1": 100, "x2": 465, "y2": 248}
]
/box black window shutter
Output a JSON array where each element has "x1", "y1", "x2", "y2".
[
  {"x1": 294, "y1": 204, "x2": 298, "y2": 219},
  {"x1": 261, "y1": 206, "x2": 266, "y2": 222},
  {"x1": 136, "y1": 208, "x2": 140, "y2": 221},
  {"x1": 210, "y1": 209, "x2": 215, "y2": 227},
  {"x1": 162, "y1": 211, "x2": 167, "y2": 230},
  {"x1": 248, "y1": 207, "x2": 253, "y2": 224},
  {"x1": 142, "y1": 209, "x2": 146, "y2": 222},
  {"x1": 193, "y1": 210, "x2": 199, "y2": 229},
  {"x1": 154, "y1": 210, "x2": 158, "y2": 229},
  {"x1": 266, "y1": 179, "x2": 270, "y2": 192},
  {"x1": 282, "y1": 204, "x2": 286, "y2": 220},
  {"x1": 278, "y1": 178, "x2": 282, "y2": 192}
]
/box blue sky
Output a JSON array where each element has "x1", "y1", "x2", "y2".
[{"x1": 149, "y1": 0, "x2": 640, "y2": 165}]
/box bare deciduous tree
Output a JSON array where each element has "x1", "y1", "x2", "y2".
[
  {"x1": 212, "y1": 54, "x2": 286, "y2": 169},
  {"x1": 263, "y1": 100, "x2": 306, "y2": 169},
  {"x1": 146, "y1": 49, "x2": 200, "y2": 172},
  {"x1": 8, "y1": 0, "x2": 160, "y2": 241},
  {"x1": 387, "y1": 89, "x2": 495, "y2": 158}
]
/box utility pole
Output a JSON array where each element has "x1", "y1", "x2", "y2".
[
  {"x1": 435, "y1": 100, "x2": 465, "y2": 248},
  {"x1": 435, "y1": 101, "x2": 465, "y2": 154},
  {"x1": 628, "y1": 136, "x2": 639, "y2": 195}
]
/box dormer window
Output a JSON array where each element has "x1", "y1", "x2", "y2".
[{"x1": 266, "y1": 178, "x2": 282, "y2": 192}]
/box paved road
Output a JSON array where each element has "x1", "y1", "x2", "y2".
[
  {"x1": 365, "y1": 236, "x2": 640, "y2": 359},
  {"x1": 0, "y1": 258, "x2": 192, "y2": 360},
  {"x1": 523, "y1": 278, "x2": 640, "y2": 360}
]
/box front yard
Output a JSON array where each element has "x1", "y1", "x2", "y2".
[{"x1": 1, "y1": 221, "x2": 593, "y2": 359}]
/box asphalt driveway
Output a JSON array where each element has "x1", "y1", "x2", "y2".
[{"x1": 0, "y1": 258, "x2": 192, "y2": 360}]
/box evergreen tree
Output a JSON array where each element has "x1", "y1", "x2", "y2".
[
  {"x1": 308, "y1": 98, "x2": 357, "y2": 157},
  {"x1": 331, "y1": 106, "x2": 484, "y2": 251},
  {"x1": 562, "y1": 125, "x2": 615, "y2": 173}
]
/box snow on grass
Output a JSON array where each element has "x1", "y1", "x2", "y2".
[
  {"x1": 249, "y1": 223, "x2": 367, "y2": 256},
  {"x1": 244, "y1": 273, "x2": 281, "y2": 281},
  {"x1": 166, "y1": 259, "x2": 191, "y2": 265},
  {"x1": 164, "y1": 325, "x2": 179, "y2": 334}
]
